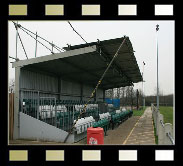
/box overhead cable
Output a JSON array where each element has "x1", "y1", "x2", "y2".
[
  {"x1": 68, "y1": 21, "x2": 89, "y2": 45},
  {"x1": 18, "y1": 24, "x2": 55, "y2": 54},
  {"x1": 16, "y1": 29, "x2": 29, "y2": 59},
  {"x1": 19, "y1": 23, "x2": 65, "y2": 52},
  {"x1": 12, "y1": 21, "x2": 65, "y2": 53},
  {"x1": 9, "y1": 56, "x2": 19, "y2": 61}
]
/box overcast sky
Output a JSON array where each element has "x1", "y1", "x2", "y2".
[{"x1": 8, "y1": 21, "x2": 174, "y2": 96}]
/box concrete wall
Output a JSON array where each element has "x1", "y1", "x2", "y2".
[{"x1": 19, "y1": 112, "x2": 74, "y2": 143}]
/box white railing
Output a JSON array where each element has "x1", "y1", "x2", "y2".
[{"x1": 151, "y1": 103, "x2": 175, "y2": 145}]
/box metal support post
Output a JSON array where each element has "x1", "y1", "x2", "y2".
[
  {"x1": 52, "y1": 41, "x2": 53, "y2": 53},
  {"x1": 35, "y1": 31, "x2": 38, "y2": 57},
  {"x1": 15, "y1": 21, "x2": 18, "y2": 59},
  {"x1": 156, "y1": 24, "x2": 159, "y2": 111}
]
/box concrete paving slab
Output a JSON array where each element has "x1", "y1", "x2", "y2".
[{"x1": 123, "y1": 107, "x2": 155, "y2": 145}]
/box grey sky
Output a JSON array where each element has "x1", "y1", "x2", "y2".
[{"x1": 8, "y1": 20, "x2": 174, "y2": 96}]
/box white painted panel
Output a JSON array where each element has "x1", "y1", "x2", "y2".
[
  {"x1": 19, "y1": 112, "x2": 74, "y2": 143},
  {"x1": 119, "y1": 150, "x2": 137, "y2": 161},
  {"x1": 155, "y1": 5, "x2": 173, "y2": 15},
  {"x1": 82, "y1": 150, "x2": 101, "y2": 161},
  {"x1": 155, "y1": 150, "x2": 174, "y2": 161}
]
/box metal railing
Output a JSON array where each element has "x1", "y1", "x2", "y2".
[
  {"x1": 167, "y1": 132, "x2": 175, "y2": 145},
  {"x1": 160, "y1": 120, "x2": 164, "y2": 127},
  {"x1": 20, "y1": 90, "x2": 100, "y2": 132},
  {"x1": 151, "y1": 103, "x2": 174, "y2": 145}
]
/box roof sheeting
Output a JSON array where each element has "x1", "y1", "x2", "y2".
[{"x1": 13, "y1": 36, "x2": 142, "y2": 89}]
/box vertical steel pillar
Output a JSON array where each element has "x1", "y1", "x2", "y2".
[
  {"x1": 13, "y1": 66, "x2": 21, "y2": 139},
  {"x1": 142, "y1": 61, "x2": 145, "y2": 109},
  {"x1": 15, "y1": 21, "x2": 18, "y2": 59},
  {"x1": 35, "y1": 31, "x2": 38, "y2": 57},
  {"x1": 142, "y1": 66, "x2": 143, "y2": 108},
  {"x1": 37, "y1": 91, "x2": 40, "y2": 119},
  {"x1": 156, "y1": 24, "x2": 159, "y2": 111}
]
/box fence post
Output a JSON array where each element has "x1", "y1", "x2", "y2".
[
  {"x1": 151, "y1": 104, "x2": 154, "y2": 119},
  {"x1": 158, "y1": 114, "x2": 164, "y2": 145},
  {"x1": 154, "y1": 110, "x2": 156, "y2": 128},
  {"x1": 153, "y1": 106, "x2": 157, "y2": 128},
  {"x1": 156, "y1": 111, "x2": 161, "y2": 136},
  {"x1": 37, "y1": 91, "x2": 40, "y2": 119},
  {"x1": 164, "y1": 123, "x2": 173, "y2": 145}
]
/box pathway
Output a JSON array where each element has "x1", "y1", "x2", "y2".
[{"x1": 123, "y1": 107, "x2": 155, "y2": 145}]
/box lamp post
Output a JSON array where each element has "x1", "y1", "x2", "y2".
[
  {"x1": 142, "y1": 61, "x2": 145, "y2": 109},
  {"x1": 156, "y1": 24, "x2": 159, "y2": 110}
]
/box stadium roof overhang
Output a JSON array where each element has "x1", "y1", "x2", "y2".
[{"x1": 13, "y1": 36, "x2": 142, "y2": 90}]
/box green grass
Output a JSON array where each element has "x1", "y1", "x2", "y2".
[
  {"x1": 153, "y1": 119, "x2": 158, "y2": 144},
  {"x1": 152, "y1": 106, "x2": 173, "y2": 145},
  {"x1": 159, "y1": 106, "x2": 173, "y2": 125},
  {"x1": 132, "y1": 107, "x2": 146, "y2": 116}
]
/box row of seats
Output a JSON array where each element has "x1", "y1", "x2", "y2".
[
  {"x1": 39, "y1": 104, "x2": 99, "y2": 117},
  {"x1": 74, "y1": 116, "x2": 95, "y2": 134},
  {"x1": 57, "y1": 109, "x2": 98, "y2": 130},
  {"x1": 115, "y1": 110, "x2": 121, "y2": 114},
  {"x1": 93, "y1": 119, "x2": 110, "y2": 135},
  {"x1": 111, "y1": 110, "x2": 133, "y2": 129},
  {"x1": 73, "y1": 110, "x2": 133, "y2": 136},
  {"x1": 116, "y1": 108, "x2": 127, "y2": 114},
  {"x1": 74, "y1": 104, "x2": 98, "y2": 112},
  {"x1": 22, "y1": 99, "x2": 100, "y2": 105},
  {"x1": 99, "y1": 112, "x2": 111, "y2": 121},
  {"x1": 58, "y1": 111, "x2": 80, "y2": 130},
  {"x1": 40, "y1": 110, "x2": 56, "y2": 119}
]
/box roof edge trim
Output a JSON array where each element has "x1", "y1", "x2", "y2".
[{"x1": 12, "y1": 45, "x2": 97, "y2": 68}]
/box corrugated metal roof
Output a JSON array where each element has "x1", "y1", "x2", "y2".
[{"x1": 18, "y1": 36, "x2": 142, "y2": 89}]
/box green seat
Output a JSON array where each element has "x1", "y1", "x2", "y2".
[{"x1": 93, "y1": 119, "x2": 110, "y2": 136}]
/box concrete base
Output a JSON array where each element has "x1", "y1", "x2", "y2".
[{"x1": 74, "y1": 131, "x2": 87, "y2": 143}]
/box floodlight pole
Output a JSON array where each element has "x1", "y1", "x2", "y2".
[
  {"x1": 142, "y1": 61, "x2": 145, "y2": 109},
  {"x1": 156, "y1": 24, "x2": 159, "y2": 110}
]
